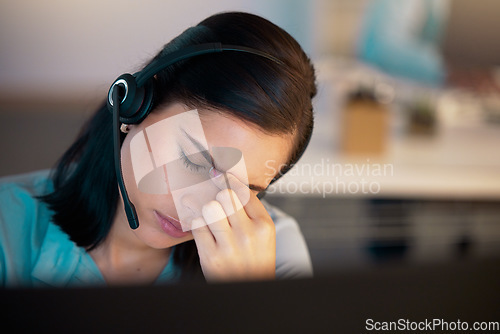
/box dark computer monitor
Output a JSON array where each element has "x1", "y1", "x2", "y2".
[{"x1": 2, "y1": 258, "x2": 499, "y2": 333}]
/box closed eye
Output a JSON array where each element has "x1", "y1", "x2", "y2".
[{"x1": 178, "y1": 147, "x2": 211, "y2": 173}]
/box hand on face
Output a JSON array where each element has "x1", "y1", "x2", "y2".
[
  {"x1": 120, "y1": 104, "x2": 288, "y2": 275},
  {"x1": 191, "y1": 171, "x2": 276, "y2": 282}
]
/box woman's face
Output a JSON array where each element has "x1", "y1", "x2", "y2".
[{"x1": 120, "y1": 103, "x2": 292, "y2": 249}]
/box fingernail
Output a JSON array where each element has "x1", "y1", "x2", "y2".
[{"x1": 209, "y1": 166, "x2": 222, "y2": 178}]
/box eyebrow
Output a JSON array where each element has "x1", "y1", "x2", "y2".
[{"x1": 181, "y1": 129, "x2": 268, "y2": 193}]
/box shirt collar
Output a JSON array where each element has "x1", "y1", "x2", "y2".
[{"x1": 31, "y1": 221, "x2": 180, "y2": 287}]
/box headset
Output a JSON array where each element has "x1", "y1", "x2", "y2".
[{"x1": 108, "y1": 42, "x2": 282, "y2": 229}]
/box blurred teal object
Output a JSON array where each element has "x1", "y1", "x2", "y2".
[{"x1": 357, "y1": 0, "x2": 448, "y2": 86}]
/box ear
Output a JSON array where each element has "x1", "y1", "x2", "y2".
[{"x1": 120, "y1": 123, "x2": 137, "y2": 134}]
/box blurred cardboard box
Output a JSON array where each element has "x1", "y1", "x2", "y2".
[{"x1": 340, "y1": 98, "x2": 389, "y2": 156}]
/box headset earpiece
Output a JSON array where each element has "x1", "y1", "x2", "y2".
[{"x1": 107, "y1": 73, "x2": 155, "y2": 124}]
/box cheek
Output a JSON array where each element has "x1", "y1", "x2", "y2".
[
  {"x1": 120, "y1": 138, "x2": 196, "y2": 227},
  {"x1": 120, "y1": 138, "x2": 138, "y2": 196},
  {"x1": 120, "y1": 138, "x2": 165, "y2": 210}
]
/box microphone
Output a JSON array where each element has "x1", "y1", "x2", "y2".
[{"x1": 112, "y1": 86, "x2": 140, "y2": 229}]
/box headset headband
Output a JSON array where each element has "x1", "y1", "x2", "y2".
[
  {"x1": 137, "y1": 43, "x2": 283, "y2": 86},
  {"x1": 108, "y1": 43, "x2": 283, "y2": 112}
]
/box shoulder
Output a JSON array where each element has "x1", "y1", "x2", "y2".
[
  {"x1": 0, "y1": 170, "x2": 53, "y2": 224},
  {"x1": 0, "y1": 169, "x2": 53, "y2": 194},
  {"x1": 0, "y1": 170, "x2": 54, "y2": 286},
  {"x1": 262, "y1": 199, "x2": 313, "y2": 279}
]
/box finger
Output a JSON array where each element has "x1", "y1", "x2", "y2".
[
  {"x1": 211, "y1": 172, "x2": 268, "y2": 222},
  {"x1": 214, "y1": 188, "x2": 252, "y2": 236},
  {"x1": 191, "y1": 217, "x2": 216, "y2": 251},
  {"x1": 215, "y1": 188, "x2": 247, "y2": 224},
  {"x1": 209, "y1": 169, "x2": 250, "y2": 207},
  {"x1": 201, "y1": 200, "x2": 233, "y2": 246}
]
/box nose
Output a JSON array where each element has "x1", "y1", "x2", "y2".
[{"x1": 180, "y1": 193, "x2": 201, "y2": 218}]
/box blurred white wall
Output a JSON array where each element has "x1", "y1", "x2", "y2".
[{"x1": 0, "y1": 0, "x2": 315, "y2": 101}]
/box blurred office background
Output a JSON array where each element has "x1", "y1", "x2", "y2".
[{"x1": 1, "y1": 0, "x2": 499, "y2": 276}]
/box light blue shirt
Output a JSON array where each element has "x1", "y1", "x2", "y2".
[
  {"x1": 0, "y1": 170, "x2": 179, "y2": 288},
  {"x1": 0, "y1": 170, "x2": 313, "y2": 288}
]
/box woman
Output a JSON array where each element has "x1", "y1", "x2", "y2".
[{"x1": 0, "y1": 12, "x2": 316, "y2": 287}]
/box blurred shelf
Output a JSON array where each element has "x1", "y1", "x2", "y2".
[{"x1": 269, "y1": 124, "x2": 500, "y2": 200}]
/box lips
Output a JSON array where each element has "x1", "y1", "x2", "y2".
[
  {"x1": 157, "y1": 211, "x2": 182, "y2": 228},
  {"x1": 154, "y1": 210, "x2": 190, "y2": 238}
]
